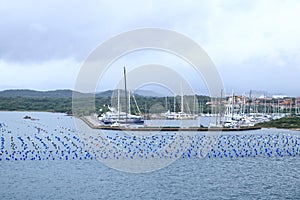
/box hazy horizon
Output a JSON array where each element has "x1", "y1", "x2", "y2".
[{"x1": 0, "y1": 87, "x2": 296, "y2": 98}]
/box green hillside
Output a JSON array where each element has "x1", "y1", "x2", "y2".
[
  {"x1": 0, "y1": 89, "x2": 76, "y2": 98},
  {"x1": 0, "y1": 89, "x2": 212, "y2": 115},
  {"x1": 255, "y1": 116, "x2": 300, "y2": 129}
]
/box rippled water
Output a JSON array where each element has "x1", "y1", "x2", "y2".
[
  {"x1": 0, "y1": 111, "x2": 300, "y2": 199},
  {"x1": 1, "y1": 157, "x2": 300, "y2": 199}
]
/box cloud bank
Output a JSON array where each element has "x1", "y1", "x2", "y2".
[{"x1": 0, "y1": 0, "x2": 300, "y2": 95}]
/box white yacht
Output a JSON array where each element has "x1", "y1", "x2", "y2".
[
  {"x1": 100, "y1": 67, "x2": 144, "y2": 125},
  {"x1": 100, "y1": 107, "x2": 144, "y2": 125}
]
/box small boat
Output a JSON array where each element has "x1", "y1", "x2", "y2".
[{"x1": 23, "y1": 116, "x2": 38, "y2": 120}]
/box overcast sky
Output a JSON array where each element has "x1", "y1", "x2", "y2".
[{"x1": 1, "y1": 0, "x2": 300, "y2": 96}]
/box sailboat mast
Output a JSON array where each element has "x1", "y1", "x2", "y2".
[
  {"x1": 243, "y1": 93, "x2": 246, "y2": 114},
  {"x1": 181, "y1": 84, "x2": 184, "y2": 113},
  {"x1": 165, "y1": 96, "x2": 168, "y2": 112},
  {"x1": 124, "y1": 67, "x2": 128, "y2": 124},
  {"x1": 220, "y1": 89, "x2": 223, "y2": 125},
  {"x1": 231, "y1": 90, "x2": 234, "y2": 119},
  {"x1": 128, "y1": 90, "x2": 131, "y2": 115},
  {"x1": 296, "y1": 99, "x2": 298, "y2": 115},
  {"x1": 264, "y1": 94, "x2": 267, "y2": 115},
  {"x1": 193, "y1": 94, "x2": 197, "y2": 115},
  {"x1": 248, "y1": 90, "x2": 252, "y2": 115},
  {"x1": 118, "y1": 89, "x2": 120, "y2": 122},
  {"x1": 174, "y1": 96, "x2": 176, "y2": 112}
]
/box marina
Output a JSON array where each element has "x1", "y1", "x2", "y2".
[{"x1": 94, "y1": 67, "x2": 298, "y2": 130}]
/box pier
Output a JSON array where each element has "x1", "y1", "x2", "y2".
[{"x1": 80, "y1": 116, "x2": 261, "y2": 132}]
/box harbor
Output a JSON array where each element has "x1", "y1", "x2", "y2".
[{"x1": 89, "y1": 67, "x2": 291, "y2": 131}]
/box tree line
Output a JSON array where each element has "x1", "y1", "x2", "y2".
[{"x1": 0, "y1": 95, "x2": 212, "y2": 115}]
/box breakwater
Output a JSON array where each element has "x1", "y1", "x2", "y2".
[{"x1": 81, "y1": 116, "x2": 261, "y2": 132}]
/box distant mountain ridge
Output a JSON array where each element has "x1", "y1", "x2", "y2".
[
  {"x1": 0, "y1": 89, "x2": 166, "y2": 98},
  {"x1": 0, "y1": 89, "x2": 77, "y2": 98}
]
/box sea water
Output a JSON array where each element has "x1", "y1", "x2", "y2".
[{"x1": 0, "y1": 111, "x2": 299, "y2": 199}]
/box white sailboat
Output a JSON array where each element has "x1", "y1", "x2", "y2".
[
  {"x1": 100, "y1": 67, "x2": 144, "y2": 125},
  {"x1": 163, "y1": 87, "x2": 197, "y2": 120}
]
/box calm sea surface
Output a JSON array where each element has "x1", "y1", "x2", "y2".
[{"x1": 0, "y1": 111, "x2": 300, "y2": 200}]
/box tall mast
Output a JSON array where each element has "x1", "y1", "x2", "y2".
[
  {"x1": 165, "y1": 96, "x2": 168, "y2": 112},
  {"x1": 220, "y1": 89, "x2": 223, "y2": 125},
  {"x1": 231, "y1": 90, "x2": 234, "y2": 119},
  {"x1": 277, "y1": 99, "x2": 279, "y2": 114},
  {"x1": 264, "y1": 94, "x2": 267, "y2": 115},
  {"x1": 118, "y1": 89, "x2": 120, "y2": 122},
  {"x1": 296, "y1": 99, "x2": 298, "y2": 115},
  {"x1": 181, "y1": 84, "x2": 184, "y2": 113},
  {"x1": 124, "y1": 67, "x2": 128, "y2": 124},
  {"x1": 248, "y1": 90, "x2": 252, "y2": 115},
  {"x1": 144, "y1": 102, "x2": 147, "y2": 118},
  {"x1": 243, "y1": 92, "x2": 246, "y2": 114},
  {"x1": 193, "y1": 95, "x2": 196, "y2": 115},
  {"x1": 174, "y1": 96, "x2": 176, "y2": 112},
  {"x1": 128, "y1": 90, "x2": 131, "y2": 115}
]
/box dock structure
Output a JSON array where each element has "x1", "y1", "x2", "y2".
[{"x1": 80, "y1": 116, "x2": 261, "y2": 132}]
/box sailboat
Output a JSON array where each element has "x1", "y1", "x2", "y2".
[
  {"x1": 100, "y1": 67, "x2": 144, "y2": 125},
  {"x1": 163, "y1": 88, "x2": 197, "y2": 120}
]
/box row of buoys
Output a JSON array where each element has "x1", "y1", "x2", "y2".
[
  {"x1": 84, "y1": 133, "x2": 300, "y2": 159},
  {"x1": 0, "y1": 121, "x2": 91, "y2": 161},
  {"x1": 0, "y1": 148, "x2": 94, "y2": 161},
  {"x1": 1, "y1": 118, "x2": 300, "y2": 161}
]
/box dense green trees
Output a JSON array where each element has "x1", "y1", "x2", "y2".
[
  {"x1": 255, "y1": 116, "x2": 300, "y2": 128},
  {"x1": 0, "y1": 97, "x2": 72, "y2": 113},
  {"x1": 0, "y1": 95, "x2": 212, "y2": 115}
]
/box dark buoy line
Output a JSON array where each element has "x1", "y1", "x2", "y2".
[
  {"x1": 84, "y1": 133, "x2": 300, "y2": 159},
  {"x1": 0, "y1": 116, "x2": 300, "y2": 161},
  {"x1": 0, "y1": 120, "x2": 89, "y2": 161}
]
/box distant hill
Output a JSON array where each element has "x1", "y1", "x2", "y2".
[
  {"x1": 133, "y1": 89, "x2": 167, "y2": 97},
  {"x1": 95, "y1": 89, "x2": 166, "y2": 97},
  {"x1": 96, "y1": 90, "x2": 113, "y2": 98},
  {"x1": 0, "y1": 89, "x2": 166, "y2": 98},
  {"x1": 0, "y1": 89, "x2": 76, "y2": 98}
]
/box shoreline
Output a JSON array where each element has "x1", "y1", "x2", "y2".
[
  {"x1": 2, "y1": 110, "x2": 299, "y2": 132},
  {"x1": 261, "y1": 127, "x2": 300, "y2": 131}
]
